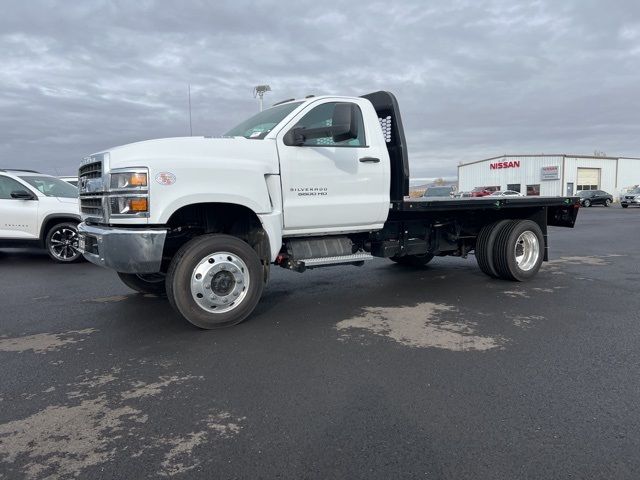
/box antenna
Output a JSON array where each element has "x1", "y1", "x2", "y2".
[
  {"x1": 253, "y1": 85, "x2": 271, "y2": 111},
  {"x1": 188, "y1": 84, "x2": 193, "y2": 136}
]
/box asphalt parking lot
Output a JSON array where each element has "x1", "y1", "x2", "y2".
[{"x1": 1, "y1": 206, "x2": 639, "y2": 479}]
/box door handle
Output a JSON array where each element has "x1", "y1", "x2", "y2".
[{"x1": 359, "y1": 157, "x2": 380, "y2": 163}]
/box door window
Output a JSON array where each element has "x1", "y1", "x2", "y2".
[
  {"x1": 293, "y1": 102, "x2": 366, "y2": 147},
  {"x1": 507, "y1": 183, "x2": 521, "y2": 193},
  {"x1": 0, "y1": 176, "x2": 28, "y2": 199}
]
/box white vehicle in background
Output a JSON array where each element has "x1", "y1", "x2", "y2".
[
  {"x1": 0, "y1": 169, "x2": 83, "y2": 262},
  {"x1": 489, "y1": 190, "x2": 525, "y2": 197},
  {"x1": 59, "y1": 176, "x2": 79, "y2": 187}
]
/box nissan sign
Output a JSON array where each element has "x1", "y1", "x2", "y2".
[
  {"x1": 490, "y1": 160, "x2": 520, "y2": 170},
  {"x1": 541, "y1": 166, "x2": 559, "y2": 180}
]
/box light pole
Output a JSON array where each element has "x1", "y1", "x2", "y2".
[{"x1": 253, "y1": 85, "x2": 271, "y2": 111}]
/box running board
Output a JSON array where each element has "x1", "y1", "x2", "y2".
[{"x1": 300, "y1": 252, "x2": 374, "y2": 268}]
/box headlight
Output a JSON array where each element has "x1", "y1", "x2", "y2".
[
  {"x1": 110, "y1": 170, "x2": 148, "y2": 189},
  {"x1": 108, "y1": 168, "x2": 149, "y2": 218},
  {"x1": 109, "y1": 196, "x2": 149, "y2": 215}
]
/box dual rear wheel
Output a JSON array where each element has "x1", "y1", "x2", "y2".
[{"x1": 475, "y1": 219, "x2": 544, "y2": 281}]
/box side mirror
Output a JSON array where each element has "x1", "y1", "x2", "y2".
[
  {"x1": 330, "y1": 103, "x2": 358, "y2": 143},
  {"x1": 10, "y1": 190, "x2": 35, "y2": 200},
  {"x1": 283, "y1": 127, "x2": 306, "y2": 147}
]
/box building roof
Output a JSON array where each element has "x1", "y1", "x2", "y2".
[{"x1": 458, "y1": 154, "x2": 640, "y2": 168}]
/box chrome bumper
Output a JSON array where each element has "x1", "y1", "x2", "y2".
[{"x1": 77, "y1": 222, "x2": 167, "y2": 273}]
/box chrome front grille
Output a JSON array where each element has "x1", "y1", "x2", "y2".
[
  {"x1": 79, "y1": 160, "x2": 102, "y2": 179},
  {"x1": 80, "y1": 197, "x2": 103, "y2": 215},
  {"x1": 79, "y1": 154, "x2": 107, "y2": 222}
]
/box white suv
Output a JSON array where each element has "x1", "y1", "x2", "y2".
[{"x1": 0, "y1": 169, "x2": 82, "y2": 262}]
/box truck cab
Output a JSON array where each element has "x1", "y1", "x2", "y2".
[{"x1": 77, "y1": 91, "x2": 579, "y2": 329}]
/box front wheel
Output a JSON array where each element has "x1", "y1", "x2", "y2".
[
  {"x1": 45, "y1": 222, "x2": 83, "y2": 263},
  {"x1": 117, "y1": 272, "x2": 166, "y2": 295},
  {"x1": 390, "y1": 253, "x2": 434, "y2": 267},
  {"x1": 605, "y1": 199, "x2": 612, "y2": 207},
  {"x1": 622, "y1": 204, "x2": 629, "y2": 208},
  {"x1": 166, "y1": 234, "x2": 264, "y2": 329}
]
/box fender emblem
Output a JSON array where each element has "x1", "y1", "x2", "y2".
[{"x1": 155, "y1": 172, "x2": 176, "y2": 185}]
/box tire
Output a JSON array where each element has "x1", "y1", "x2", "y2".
[
  {"x1": 492, "y1": 220, "x2": 544, "y2": 281},
  {"x1": 166, "y1": 234, "x2": 264, "y2": 329},
  {"x1": 45, "y1": 222, "x2": 83, "y2": 263},
  {"x1": 390, "y1": 253, "x2": 434, "y2": 267},
  {"x1": 583, "y1": 199, "x2": 591, "y2": 207},
  {"x1": 622, "y1": 204, "x2": 629, "y2": 208},
  {"x1": 117, "y1": 272, "x2": 167, "y2": 295},
  {"x1": 605, "y1": 199, "x2": 612, "y2": 207},
  {"x1": 475, "y1": 219, "x2": 511, "y2": 278}
]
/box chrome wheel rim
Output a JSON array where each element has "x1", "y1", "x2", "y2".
[
  {"x1": 514, "y1": 231, "x2": 539, "y2": 271},
  {"x1": 190, "y1": 252, "x2": 250, "y2": 314},
  {"x1": 50, "y1": 227, "x2": 79, "y2": 260}
]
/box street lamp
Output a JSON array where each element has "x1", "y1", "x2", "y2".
[{"x1": 253, "y1": 85, "x2": 271, "y2": 111}]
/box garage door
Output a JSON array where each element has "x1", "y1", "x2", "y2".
[{"x1": 577, "y1": 168, "x2": 600, "y2": 191}]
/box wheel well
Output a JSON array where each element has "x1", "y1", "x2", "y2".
[
  {"x1": 40, "y1": 216, "x2": 80, "y2": 246},
  {"x1": 163, "y1": 203, "x2": 270, "y2": 276}
]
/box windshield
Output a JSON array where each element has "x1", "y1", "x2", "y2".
[
  {"x1": 629, "y1": 188, "x2": 640, "y2": 194},
  {"x1": 19, "y1": 176, "x2": 78, "y2": 198},
  {"x1": 225, "y1": 102, "x2": 303, "y2": 139}
]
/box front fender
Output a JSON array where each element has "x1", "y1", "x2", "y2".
[{"x1": 156, "y1": 193, "x2": 271, "y2": 224}]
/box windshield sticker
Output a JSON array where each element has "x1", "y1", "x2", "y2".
[{"x1": 249, "y1": 131, "x2": 262, "y2": 138}]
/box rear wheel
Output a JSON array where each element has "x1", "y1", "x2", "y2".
[
  {"x1": 583, "y1": 199, "x2": 591, "y2": 207},
  {"x1": 475, "y1": 219, "x2": 511, "y2": 278},
  {"x1": 166, "y1": 234, "x2": 264, "y2": 329},
  {"x1": 117, "y1": 272, "x2": 166, "y2": 295},
  {"x1": 390, "y1": 253, "x2": 434, "y2": 267},
  {"x1": 492, "y1": 220, "x2": 544, "y2": 281},
  {"x1": 45, "y1": 222, "x2": 83, "y2": 263}
]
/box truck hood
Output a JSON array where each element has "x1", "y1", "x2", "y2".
[{"x1": 105, "y1": 136, "x2": 280, "y2": 174}]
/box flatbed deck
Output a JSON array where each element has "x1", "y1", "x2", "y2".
[{"x1": 395, "y1": 196, "x2": 580, "y2": 212}]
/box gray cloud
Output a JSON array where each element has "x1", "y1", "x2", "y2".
[{"x1": 1, "y1": 0, "x2": 639, "y2": 178}]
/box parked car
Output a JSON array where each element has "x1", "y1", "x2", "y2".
[
  {"x1": 621, "y1": 187, "x2": 640, "y2": 208},
  {"x1": 422, "y1": 186, "x2": 454, "y2": 198},
  {"x1": 577, "y1": 189, "x2": 613, "y2": 207},
  {"x1": 0, "y1": 169, "x2": 82, "y2": 262},
  {"x1": 59, "y1": 176, "x2": 79, "y2": 187},
  {"x1": 470, "y1": 186, "x2": 499, "y2": 197},
  {"x1": 489, "y1": 190, "x2": 524, "y2": 197}
]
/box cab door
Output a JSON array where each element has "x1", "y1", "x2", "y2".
[
  {"x1": 276, "y1": 99, "x2": 389, "y2": 234},
  {"x1": 0, "y1": 175, "x2": 39, "y2": 239}
]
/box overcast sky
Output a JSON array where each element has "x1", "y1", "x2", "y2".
[{"x1": 1, "y1": 0, "x2": 639, "y2": 178}]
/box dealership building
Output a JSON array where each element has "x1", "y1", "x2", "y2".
[{"x1": 458, "y1": 154, "x2": 640, "y2": 198}]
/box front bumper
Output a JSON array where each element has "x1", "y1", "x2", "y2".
[
  {"x1": 621, "y1": 198, "x2": 640, "y2": 206},
  {"x1": 77, "y1": 222, "x2": 167, "y2": 273}
]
